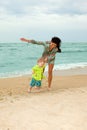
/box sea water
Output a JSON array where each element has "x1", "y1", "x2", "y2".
[{"x1": 0, "y1": 42, "x2": 87, "y2": 78}]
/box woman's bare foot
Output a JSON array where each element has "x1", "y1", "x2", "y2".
[{"x1": 47, "y1": 87, "x2": 52, "y2": 91}]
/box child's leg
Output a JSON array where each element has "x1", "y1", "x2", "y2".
[
  {"x1": 34, "y1": 86, "x2": 41, "y2": 93},
  {"x1": 35, "y1": 80, "x2": 41, "y2": 89},
  {"x1": 34, "y1": 80, "x2": 41, "y2": 92},
  {"x1": 28, "y1": 78, "x2": 35, "y2": 93},
  {"x1": 28, "y1": 86, "x2": 32, "y2": 93},
  {"x1": 35, "y1": 86, "x2": 40, "y2": 90}
]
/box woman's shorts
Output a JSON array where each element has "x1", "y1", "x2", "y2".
[
  {"x1": 47, "y1": 57, "x2": 55, "y2": 64},
  {"x1": 30, "y1": 78, "x2": 41, "y2": 87}
]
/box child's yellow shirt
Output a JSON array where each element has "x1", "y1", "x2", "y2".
[{"x1": 32, "y1": 65, "x2": 45, "y2": 80}]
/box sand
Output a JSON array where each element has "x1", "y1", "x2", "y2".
[{"x1": 0, "y1": 68, "x2": 87, "y2": 130}]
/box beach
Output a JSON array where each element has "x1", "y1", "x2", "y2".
[{"x1": 0, "y1": 67, "x2": 87, "y2": 130}]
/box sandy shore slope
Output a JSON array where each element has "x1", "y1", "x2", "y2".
[{"x1": 0, "y1": 69, "x2": 87, "y2": 130}]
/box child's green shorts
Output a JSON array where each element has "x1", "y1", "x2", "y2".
[{"x1": 30, "y1": 78, "x2": 41, "y2": 87}]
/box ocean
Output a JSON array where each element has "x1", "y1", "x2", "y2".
[{"x1": 0, "y1": 42, "x2": 87, "y2": 78}]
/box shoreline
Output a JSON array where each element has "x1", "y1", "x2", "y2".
[
  {"x1": 0, "y1": 66, "x2": 87, "y2": 79},
  {"x1": 0, "y1": 67, "x2": 87, "y2": 98},
  {"x1": 53, "y1": 66, "x2": 87, "y2": 76}
]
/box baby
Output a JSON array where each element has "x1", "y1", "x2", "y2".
[{"x1": 28, "y1": 57, "x2": 46, "y2": 92}]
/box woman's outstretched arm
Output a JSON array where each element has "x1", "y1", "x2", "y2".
[
  {"x1": 20, "y1": 38, "x2": 49, "y2": 45},
  {"x1": 20, "y1": 38, "x2": 34, "y2": 43}
]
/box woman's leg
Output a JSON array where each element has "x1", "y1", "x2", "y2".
[{"x1": 48, "y1": 64, "x2": 54, "y2": 88}]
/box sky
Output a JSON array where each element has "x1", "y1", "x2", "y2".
[{"x1": 0, "y1": 0, "x2": 87, "y2": 42}]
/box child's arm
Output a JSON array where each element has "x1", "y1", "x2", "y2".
[{"x1": 32, "y1": 70, "x2": 35, "y2": 74}]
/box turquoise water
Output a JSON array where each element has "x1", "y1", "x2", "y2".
[{"x1": 0, "y1": 42, "x2": 87, "y2": 77}]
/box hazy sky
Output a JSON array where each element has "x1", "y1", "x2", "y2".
[{"x1": 0, "y1": 0, "x2": 87, "y2": 42}]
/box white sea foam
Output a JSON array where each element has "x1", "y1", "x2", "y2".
[
  {"x1": 0, "y1": 70, "x2": 32, "y2": 78},
  {"x1": 54, "y1": 62, "x2": 87, "y2": 70},
  {"x1": 0, "y1": 62, "x2": 87, "y2": 78}
]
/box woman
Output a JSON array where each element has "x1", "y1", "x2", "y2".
[{"x1": 20, "y1": 36, "x2": 61, "y2": 90}]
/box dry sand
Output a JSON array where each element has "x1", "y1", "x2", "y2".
[{"x1": 0, "y1": 68, "x2": 87, "y2": 130}]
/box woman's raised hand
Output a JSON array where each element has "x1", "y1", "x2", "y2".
[{"x1": 20, "y1": 38, "x2": 30, "y2": 43}]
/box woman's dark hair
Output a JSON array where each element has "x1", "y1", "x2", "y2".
[{"x1": 51, "y1": 36, "x2": 61, "y2": 53}]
